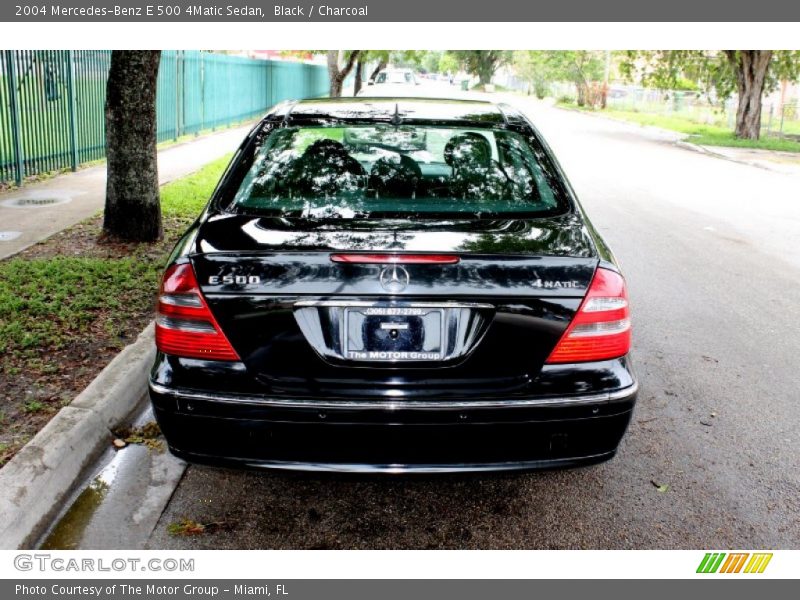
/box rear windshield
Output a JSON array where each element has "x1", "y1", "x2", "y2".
[{"x1": 228, "y1": 124, "x2": 569, "y2": 219}]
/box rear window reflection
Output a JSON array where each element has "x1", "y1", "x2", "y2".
[{"x1": 230, "y1": 125, "x2": 565, "y2": 219}]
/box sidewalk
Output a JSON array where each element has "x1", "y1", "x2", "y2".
[
  {"x1": 677, "y1": 142, "x2": 800, "y2": 176},
  {"x1": 547, "y1": 101, "x2": 800, "y2": 177},
  {"x1": 0, "y1": 124, "x2": 253, "y2": 260}
]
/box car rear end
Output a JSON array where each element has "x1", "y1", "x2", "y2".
[{"x1": 148, "y1": 99, "x2": 637, "y2": 473}]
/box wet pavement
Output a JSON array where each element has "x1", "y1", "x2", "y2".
[{"x1": 38, "y1": 405, "x2": 185, "y2": 550}]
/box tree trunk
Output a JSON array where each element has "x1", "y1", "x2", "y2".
[
  {"x1": 725, "y1": 50, "x2": 772, "y2": 140},
  {"x1": 103, "y1": 51, "x2": 162, "y2": 242},
  {"x1": 327, "y1": 50, "x2": 361, "y2": 98},
  {"x1": 576, "y1": 82, "x2": 588, "y2": 107},
  {"x1": 353, "y1": 58, "x2": 364, "y2": 96},
  {"x1": 329, "y1": 74, "x2": 344, "y2": 98},
  {"x1": 477, "y1": 59, "x2": 494, "y2": 85},
  {"x1": 369, "y1": 58, "x2": 388, "y2": 82}
]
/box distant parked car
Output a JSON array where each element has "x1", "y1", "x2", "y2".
[{"x1": 358, "y1": 68, "x2": 419, "y2": 96}]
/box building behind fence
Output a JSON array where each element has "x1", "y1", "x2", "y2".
[{"x1": 0, "y1": 50, "x2": 330, "y2": 185}]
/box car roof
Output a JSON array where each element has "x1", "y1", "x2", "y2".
[{"x1": 274, "y1": 97, "x2": 519, "y2": 127}]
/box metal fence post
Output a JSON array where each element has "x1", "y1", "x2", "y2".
[
  {"x1": 5, "y1": 50, "x2": 25, "y2": 186},
  {"x1": 268, "y1": 59, "x2": 273, "y2": 106},
  {"x1": 1, "y1": 50, "x2": 329, "y2": 186},
  {"x1": 66, "y1": 50, "x2": 79, "y2": 171},
  {"x1": 200, "y1": 51, "x2": 205, "y2": 133},
  {"x1": 176, "y1": 50, "x2": 183, "y2": 140}
]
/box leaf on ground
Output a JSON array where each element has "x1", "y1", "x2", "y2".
[
  {"x1": 113, "y1": 421, "x2": 164, "y2": 451},
  {"x1": 115, "y1": 421, "x2": 161, "y2": 440},
  {"x1": 650, "y1": 480, "x2": 669, "y2": 493},
  {"x1": 114, "y1": 421, "x2": 164, "y2": 452},
  {"x1": 167, "y1": 518, "x2": 234, "y2": 536}
]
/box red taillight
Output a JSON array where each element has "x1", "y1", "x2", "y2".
[
  {"x1": 330, "y1": 253, "x2": 460, "y2": 264},
  {"x1": 155, "y1": 263, "x2": 240, "y2": 361},
  {"x1": 546, "y1": 267, "x2": 631, "y2": 363}
]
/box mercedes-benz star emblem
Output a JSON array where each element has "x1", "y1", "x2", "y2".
[{"x1": 379, "y1": 265, "x2": 410, "y2": 293}]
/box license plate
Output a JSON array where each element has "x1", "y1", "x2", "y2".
[{"x1": 344, "y1": 306, "x2": 445, "y2": 361}]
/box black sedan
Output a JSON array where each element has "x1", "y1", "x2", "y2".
[{"x1": 149, "y1": 97, "x2": 637, "y2": 473}]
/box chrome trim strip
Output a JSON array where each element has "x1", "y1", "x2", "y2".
[
  {"x1": 182, "y1": 452, "x2": 616, "y2": 474},
  {"x1": 149, "y1": 380, "x2": 638, "y2": 410},
  {"x1": 294, "y1": 300, "x2": 495, "y2": 309}
]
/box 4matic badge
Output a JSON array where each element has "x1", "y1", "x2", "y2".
[{"x1": 531, "y1": 279, "x2": 582, "y2": 289}]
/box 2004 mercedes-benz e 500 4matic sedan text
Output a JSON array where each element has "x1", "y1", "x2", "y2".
[{"x1": 148, "y1": 98, "x2": 638, "y2": 473}]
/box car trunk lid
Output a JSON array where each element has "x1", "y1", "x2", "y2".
[{"x1": 189, "y1": 213, "x2": 599, "y2": 398}]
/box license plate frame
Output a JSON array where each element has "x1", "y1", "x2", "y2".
[{"x1": 343, "y1": 306, "x2": 446, "y2": 362}]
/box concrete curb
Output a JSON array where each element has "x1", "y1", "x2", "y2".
[
  {"x1": 71, "y1": 322, "x2": 156, "y2": 429},
  {"x1": 674, "y1": 140, "x2": 794, "y2": 173},
  {"x1": 674, "y1": 139, "x2": 748, "y2": 164},
  {"x1": 0, "y1": 323, "x2": 155, "y2": 549},
  {"x1": 554, "y1": 104, "x2": 685, "y2": 142},
  {"x1": 555, "y1": 104, "x2": 796, "y2": 174}
]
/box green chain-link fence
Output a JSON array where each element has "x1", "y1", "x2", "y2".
[{"x1": 1, "y1": 50, "x2": 330, "y2": 186}]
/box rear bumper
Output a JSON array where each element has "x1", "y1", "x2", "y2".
[{"x1": 149, "y1": 381, "x2": 637, "y2": 473}]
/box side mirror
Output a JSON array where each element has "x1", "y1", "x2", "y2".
[{"x1": 367, "y1": 80, "x2": 374, "y2": 86}]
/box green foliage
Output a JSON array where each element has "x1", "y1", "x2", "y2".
[
  {"x1": 387, "y1": 50, "x2": 427, "y2": 69},
  {"x1": 619, "y1": 51, "x2": 800, "y2": 104},
  {"x1": 618, "y1": 51, "x2": 800, "y2": 139},
  {"x1": 447, "y1": 51, "x2": 512, "y2": 84},
  {"x1": 0, "y1": 256, "x2": 162, "y2": 359},
  {"x1": 691, "y1": 132, "x2": 800, "y2": 152},
  {"x1": 22, "y1": 401, "x2": 47, "y2": 414},
  {"x1": 578, "y1": 107, "x2": 800, "y2": 153},
  {"x1": 0, "y1": 154, "x2": 233, "y2": 373},
  {"x1": 420, "y1": 51, "x2": 442, "y2": 73},
  {"x1": 673, "y1": 77, "x2": 700, "y2": 92},
  {"x1": 542, "y1": 51, "x2": 606, "y2": 86},
  {"x1": 160, "y1": 154, "x2": 232, "y2": 221},
  {"x1": 438, "y1": 53, "x2": 460, "y2": 76},
  {"x1": 513, "y1": 51, "x2": 553, "y2": 98},
  {"x1": 619, "y1": 51, "x2": 732, "y2": 104},
  {"x1": 512, "y1": 51, "x2": 607, "y2": 105}
]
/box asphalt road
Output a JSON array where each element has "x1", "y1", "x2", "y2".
[{"x1": 45, "y1": 95, "x2": 800, "y2": 550}]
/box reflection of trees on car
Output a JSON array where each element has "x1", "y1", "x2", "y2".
[
  {"x1": 238, "y1": 123, "x2": 559, "y2": 219},
  {"x1": 457, "y1": 215, "x2": 592, "y2": 256}
]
